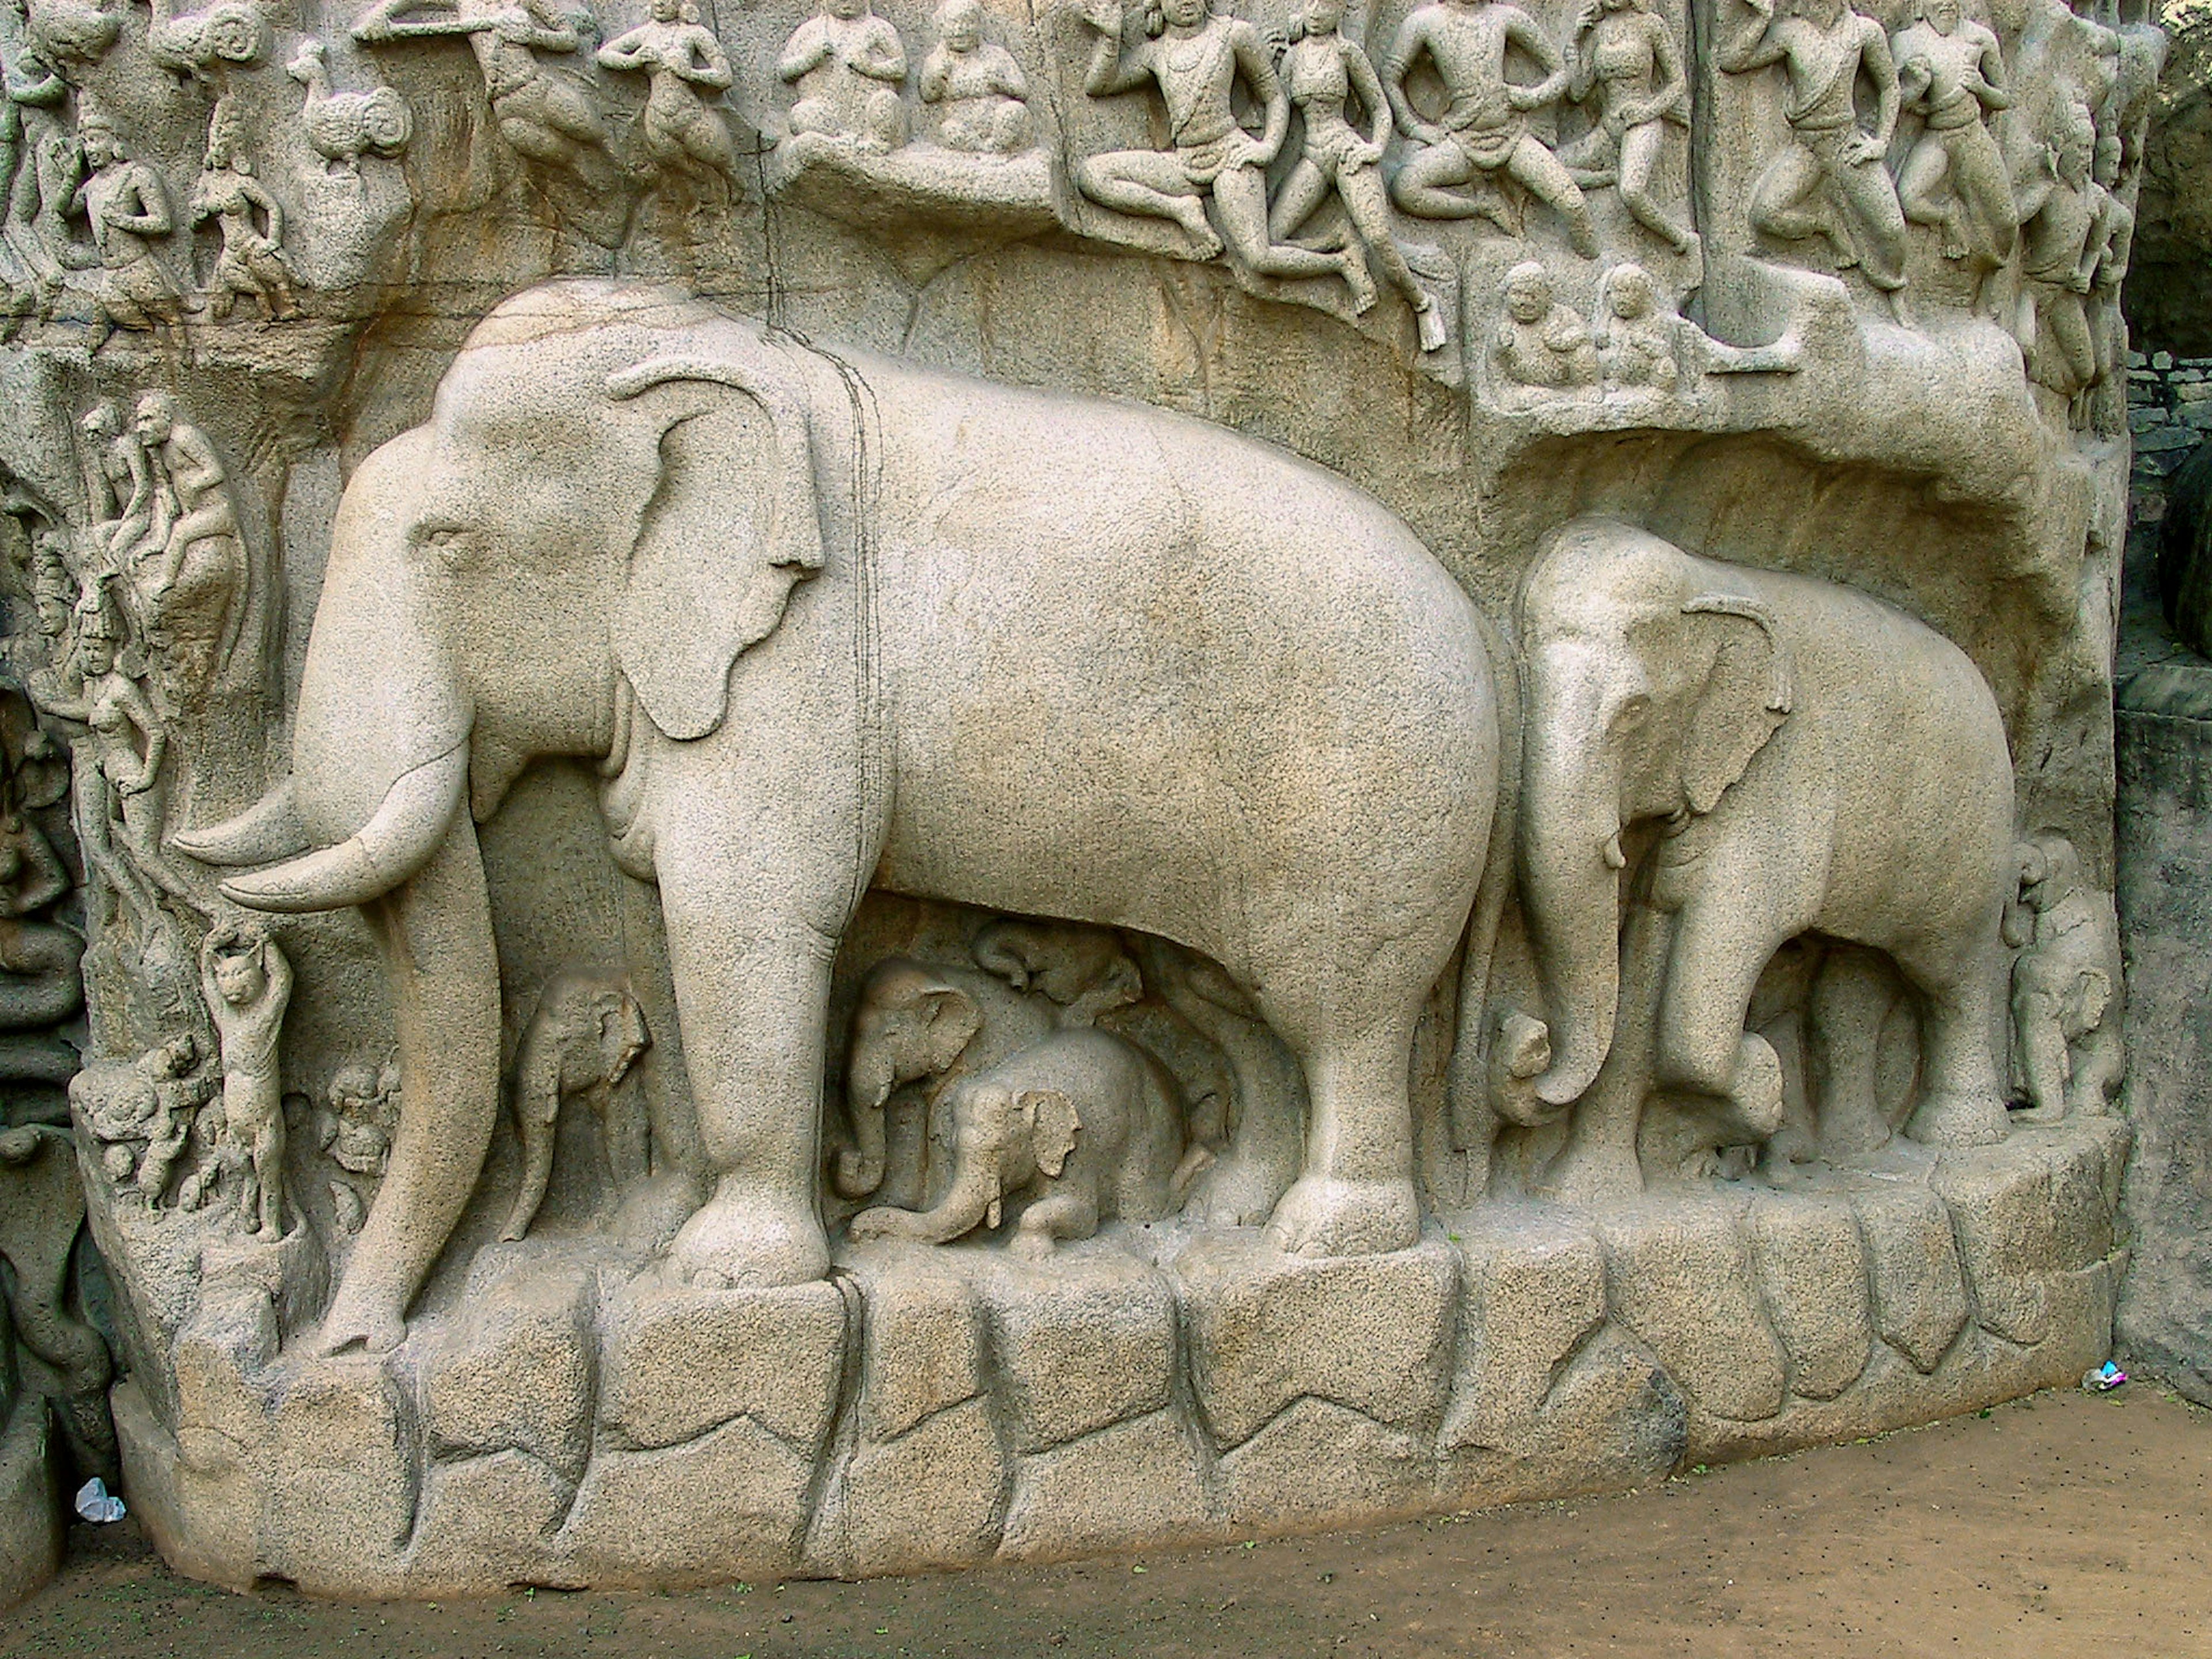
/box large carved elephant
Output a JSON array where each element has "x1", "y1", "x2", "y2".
[
  {"x1": 179, "y1": 279, "x2": 1505, "y2": 1353},
  {"x1": 1513, "y1": 517, "x2": 2016, "y2": 1169}
]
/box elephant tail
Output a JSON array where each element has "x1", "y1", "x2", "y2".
[{"x1": 1445, "y1": 606, "x2": 1523, "y2": 1157}]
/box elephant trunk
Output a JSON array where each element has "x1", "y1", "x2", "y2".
[
  {"x1": 1520, "y1": 721, "x2": 1623, "y2": 1111},
  {"x1": 878, "y1": 1166, "x2": 997, "y2": 1244},
  {"x1": 835, "y1": 1040, "x2": 895, "y2": 1199}
]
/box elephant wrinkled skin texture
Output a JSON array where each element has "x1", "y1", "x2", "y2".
[
  {"x1": 1513, "y1": 517, "x2": 2016, "y2": 1177},
  {"x1": 179, "y1": 280, "x2": 1505, "y2": 1354}
]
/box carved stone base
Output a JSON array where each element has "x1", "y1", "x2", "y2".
[
  {"x1": 0, "y1": 1391, "x2": 63, "y2": 1610},
  {"x1": 115, "y1": 1117, "x2": 2127, "y2": 1595}
]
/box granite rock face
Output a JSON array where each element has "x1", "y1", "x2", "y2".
[{"x1": 0, "y1": 0, "x2": 2147, "y2": 1593}]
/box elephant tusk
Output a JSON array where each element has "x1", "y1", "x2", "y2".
[
  {"x1": 219, "y1": 742, "x2": 470, "y2": 914},
  {"x1": 1601, "y1": 830, "x2": 1627, "y2": 871},
  {"x1": 171, "y1": 778, "x2": 309, "y2": 867}
]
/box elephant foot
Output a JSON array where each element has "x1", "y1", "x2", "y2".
[
  {"x1": 1265, "y1": 1174, "x2": 1419, "y2": 1258},
  {"x1": 1909, "y1": 1089, "x2": 2010, "y2": 1147},
  {"x1": 671, "y1": 1177, "x2": 831, "y2": 1289},
  {"x1": 310, "y1": 1300, "x2": 407, "y2": 1358}
]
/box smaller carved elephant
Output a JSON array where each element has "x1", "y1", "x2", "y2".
[
  {"x1": 2007, "y1": 835, "x2": 2123, "y2": 1121},
  {"x1": 969, "y1": 918, "x2": 1142, "y2": 1028},
  {"x1": 848, "y1": 1028, "x2": 1202, "y2": 1256},
  {"x1": 501, "y1": 971, "x2": 652, "y2": 1241}
]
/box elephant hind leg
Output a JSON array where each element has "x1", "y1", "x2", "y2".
[
  {"x1": 1901, "y1": 952, "x2": 2010, "y2": 1147},
  {"x1": 1807, "y1": 944, "x2": 1900, "y2": 1158},
  {"x1": 1263, "y1": 1012, "x2": 1422, "y2": 1259}
]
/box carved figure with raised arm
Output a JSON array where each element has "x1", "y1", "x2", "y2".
[
  {"x1": 79, "y1": 400, "x2": 158, "y2": 568},
  {"x1": 287, "y1": 41, "x2": 413, "y2": 176},
  {"x1": 1075, "y1": 0, "x2": 1376, "y2": 307},
  {"x1": 779, "y1": 0, "x2": 907, "y2": 151},
  {"x1": 191, "y1": 107, "x2": 299, "y2": 322},
  {"x1": 1381, "y1": 0, "x2": 1600, "y2": 256},
  {"x1": 499, "y1": 968, "x2": 651, "y2": 1240},
  {"x1": 1270, "y1": 0, "x2": 1442, "y2": 346},
  {"x1": 847, "y1": 1028, "x2": 1195, "y2": 1255},
  {"x1": 2006, "y1": 834, "x2": 2121, "y2": 1121},
  {"x1": 69, "y1": 111, "x2": 185, "y2": 353},
  {"x1": 597, "y1": 0, "x2": 741, "y2": 210},
  {"x1": 0, "y1": 3, "x2": 69, "y2": 314},
  {"x1": 917, "y1": 0, "x2": 1028, "y2": 155},
  {"x1": 1512, "y1": 518, "x2": 2014, "y2": 1195},
  {"x1": 1560, "y1": 0, "x2": 1696, "y2": 256},
  {"x1": 1891, "y1": 0, "x2": 2014, "y2": 317},
  {"x1": 200, "y1": 918, "x2": 291, "y2": 1237},
  {"x1": 1718, "y1": 0, "x2": 1912, "y2": 323},
  {"x1": 176, "y1": 279, "x2": 1505, "y2": 1354}
]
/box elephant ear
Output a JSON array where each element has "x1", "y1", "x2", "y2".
[
  {"x1": 1018, "y1": 1088, "x2": 1081, "y2": 1178},
  {"x1": 920, "y1": 984, "x2": 984, "y2": 1069},
  {"x1": 1680, "y1": 594, "x2": 1794, "y2": 816},
  {"x1": 604, "y1": 355, "x2": 827, "y2": 743}
]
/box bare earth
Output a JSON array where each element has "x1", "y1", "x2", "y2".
[{"x1": 6, "y1": 1385, "x2": 2207, "y2": 1659}]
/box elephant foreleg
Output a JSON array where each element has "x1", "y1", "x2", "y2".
[
  {"x1": 1652, "y1": 896, "x2": 1796, "y2": 1147},
  {"x1": 1009, "y1": 1190, "x2": 1098, "y2": 1258}
]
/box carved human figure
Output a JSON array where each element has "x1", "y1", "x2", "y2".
[
  {"x1": 191, "y1": 110, "x2": 299, "y2": 323},
  {"x1": 1560, "y1": 0, "x2": 1695, "y2": 255},
  {"x1": 0, "y1": 2, "x2": 68, "y2": 314},
  {"x1": 1493, "y1": 259, "x2": 1597, "y2": 393},
  {"x1": 200, "y1": 919, "x2": 292, "y2": 1237},
  {"x1": 23, "y1": 530, "x2": 75, "y2": 681},
  {"x1": 1270, "y1": 0, "x2": 1444, "y2": 348},
  {"x1": 1593, "y1": 260, "x2": 1677, "y2": 389},
  {"x1": 2082, "y1": 130, "x2": 2132, "y2": 429},
  {"x1": 916, "y1": 0, "x2": 1028, "y2": 155},
  {"x1": 1891, "y1": 0, "x2": 2014, "y2": 316},
  {"x1": 128, "y1": 389, "x2": 248, "y2": 696},
  {"x1": 1718, "y1": 0, "x2": 1911, "y2": 323},
  {"x1": 69, "y1": 112, "x2": 185, "y2": 353},
  {"x1": 597, "y1": 0, "x2": 741, "y2": 210},
  {"x1": 2007, "y1": 834, "x2": 2122, "y2": 1121},
  {"x1": 2012, "y1": 101, "x2": 2105, "y2": 412},
  {"x1": 1381, "y1": 0, "x2": 1599, "y2": 256},
  {"x1": 317, "y1": 1059, "x2": 397, "y2": 1232},
  {"x1": 0, "y1": 807, "x2": 79, "y2": 1035},
  {"x1": 779, "y1": 0, "x2": 907, "y2": 151},
  {"x1": 287, "y1": 41, "x2": 414, "y2": 177},
  {"x1": 847, "y1": 1028, "x2": 1195, "y2": 1255},
  {"x1": 79, "y1": 400, "x2": 158, "y2": 569},
  {"x1": 1077, "y1": 0, "x2": 1373, "y2": 304},
  {"x1": 353, "y1": 0, "x2": 612, "y2": 188},
  {"x1": 499, "y1": 969, "x2": 652, "y2": 1241}
]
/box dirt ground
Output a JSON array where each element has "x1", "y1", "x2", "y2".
[{"x1": 6, "y1": 1384, "x2": 2209, "y2": 1659}]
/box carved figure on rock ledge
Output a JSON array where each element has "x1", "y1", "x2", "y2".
[
  {"x1": 2006, "y1": 833, "x2": 2121, "y2": 1122},
  {"x1": 597, "y1": 0, "x2": 742, "y2": 213},
  {"x1": 1512, "y1": 518, "x2": 2015, "y2": 1198},
  {"x1": 1076, "y1": 0, "x2": 1375, "y2": 310},
  {"x1": 79, "y1": 400, "x2": 156, "y2": 570},
  {"x1": 178, "y1": 279, "x2": 1506, "y2": 1354},
  {"x1": 1718, "y1": 0, "x2": 1911, "y2": 324},
  {"x1": 190, "y1": 109, "x2": 299, "y2": 323},
  {"x1": 917, "y1": 0, "x2": 1028, "y2": 155},
  {"x1": 1891, "y1": 0, "x2": 2016, "y2": 319},
  {"x1": 0, "y1": 9, "x2": 69, "y2": 316},
  {"x1": 200, "y1": 919, "x2": 290, "y2": 1237},
  {"x1": 287, "y1": 41, "x2": 412, "y2": 177},
  {"x1": 1592, "y1": 261, "x2": 1676, "y2": 390},
  {"x1": 1493, "y1": 260, "x2": 1596, "y2": 396},
  {"x1": 779, "y1": 0, "x2": 907, "y2": 152},
  {"x1": 848, "y1": 1028, "x2": 1198, "y2": 1255},
  {"x1": 500, "y1": 969, "x2": 650, "y2": 1240},
  {"x1": 1381, "y1": 0, "x2": 1600, "y2": 257},
  {"x1": 68, "y1": 112, "x2": 185, "y2": 354},
  {"x1": 1270, "y1": 0, "x2": 1444, "y2": 349},
  {"x1": 134, "y1": 1032, "x2": 210, "y2": 1202},
  {"x1": 127, "y1": 390, "x2": 248, "y2": 699},
  {"x1": 1560, "y1": 0, "x2": 1696, "y2": 257},
  {"x1": 0, "y1": 806, "x2": 82, "y2": 1046}
]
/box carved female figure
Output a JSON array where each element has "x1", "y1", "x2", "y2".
[
  {"x1": 191, "y1": 113, "x2": 299, "y2": 322},
  {"x1": 200, "y1": 920, "x2": 291, "y2": 1237},
  {"x1": 917, "y1": 0, "x2": 1029, "y2": 155},
  {"x1": 68, "y1": 113, "x2": 185, "y2": 352},
  {"x1": 1077, "y1": 0, "x2": 1374, "y2": 307},
  {"x1": 1718, "y1": 0, "x2": 1911, "y2": 322},
  {"x1": 1560, "y1": 0, "x2": 1695, "y2": 256},
  {"x1": 1891, "y1": 0, "x2": 2015, "y2": 316},
  {"x1": 1269, "y1": 0, "x2": 1443, "y2": 347},
  {"x1": 779, "y1": 0, "x2": 907, "y2": 150},
  {"x1": 596, "y1": 0, "x2": 741, "y2": 210}
]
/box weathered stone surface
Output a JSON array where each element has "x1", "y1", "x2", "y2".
[
  {"x1": 0, "y1": 1391, "x2": 61, "y2": 1612},
  {"x1": 406, "y1": 1450, "x2": 584, "y2": 1595},
  {"x1": 1933, "y1": 1143, "x2": 2061, "y2": 1347},
  {"x1": 1597, "y1": 1197, "x2": 1787, "y2": 1424},
  {"x1": 1747, "y1": 1192, "x2": 1872, "y2": 1402},
  {"x1": 846, "y1": 1248, "x2": 986, "y2": 1444},
  {"x1": 815, "y1": 1397, "x2": 1007, "y2": 1575},
  {"x1": 1440, "y1": 1328, "x2": 1687, "y2": 1508},
  {"x1": 1215, "y1": 1397, "x2": 1432, "y2": 1531},
  {"x1": 978, "y1": 1246, "x2": 1176, "y2": 1452},
  {"x1": 563, "y1": 1416, "x2": 814, "y2": 1587},
  {"x1": 998, "y1": 1410, "x2": 1220, "y2": 1562},
  {"x1": 421, "y1": 1264, "x2": 597, "y2": 1480},
  {"x1": 1854, "y1": 1183, "x2": 1971, "y2": 1373},
  {"x1": 599, "y1": 1275, "x2": 847, "y2": 1452},
  {"x1": 1441, "y1": 1203, "x2": 1607, "y2": 1449},
  {"x1": 1177, "y1": 1229, "x2": 1459, "y2": 1450},
  {"x1": 262, "y1": 1358, "x2": 419, "y2": 1594}
]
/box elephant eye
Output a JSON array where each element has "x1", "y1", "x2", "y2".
[
  {"x1": 1616, "y1": 694, "x2": 1652, "y2": 730},
  {"x1": 412, "y1": 521, "x2": 472, "y2": 567}
]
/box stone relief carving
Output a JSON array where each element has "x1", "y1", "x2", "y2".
[{"x1": 0, "y1": 0, "x2": 2147, "y2": 1596}]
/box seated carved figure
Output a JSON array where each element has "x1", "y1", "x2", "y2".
[
  {"x1": 918, "y1": 0, "x2": 1028, "y2": 154},
  {"x1": 780, "y1": 0, "x2": 908, "y2": 151},
  {"x1": 1493, "y1": 260, "x2": 1597, "y2": 394},
  {"x1": 1592, "y1": 262, "x2": 1678, "y2": 391}
]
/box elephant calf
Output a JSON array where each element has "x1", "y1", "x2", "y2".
[{"x1": 847, "y1": 1028, "x2": 1197, "y2": 1255}]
